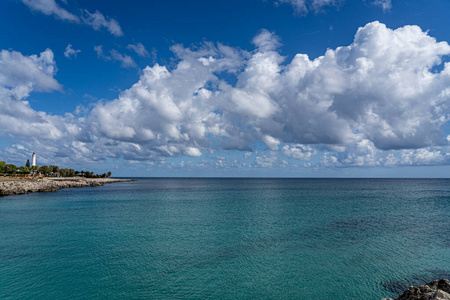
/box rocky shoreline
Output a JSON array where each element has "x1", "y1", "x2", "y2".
[
  {"x1": 0, "y1": 177, "x2": 136, "y2": 197},
  {"x1": 383, "y1": 279, "x2": 450, "y2": 300}
]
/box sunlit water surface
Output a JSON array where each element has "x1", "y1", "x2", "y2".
[{"x1": 1, "y1": 178, "x2": 450, "y2": 299}]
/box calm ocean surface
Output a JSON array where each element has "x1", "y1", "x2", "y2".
[{"x1": 1, "y1": 178, "x2": 450, "y2": 299}]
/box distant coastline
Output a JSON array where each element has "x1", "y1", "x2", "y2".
[{"x1": 0, "y1": 177, "x2": 136, "y2": 197}]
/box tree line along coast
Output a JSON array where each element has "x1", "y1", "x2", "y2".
[{"x1": 0, "y1": 160, "x2": 112, "y2": 178}]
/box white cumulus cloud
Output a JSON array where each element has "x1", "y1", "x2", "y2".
[
  {"x1": 110, "y1": 50, "x2": 137, "y2": 68},
  {"x1": 81, "y1": 10, "x2": 123, "y2": 37},
  {"x1": 95, "y1": 46, "x2": 137, "y2": 68},
  {"x1": 2, "y1": 22, "x2": 450, "y2": 170},
  {"x1": 21, "y1": 0, "x2": 78, "y2": 22},
  {"x1": 127, "y1": 43, "x2": 149, "y2": 57},
  {"x1": 275, "y1": 0, "x2": 393, "y2": 14},
  {"x1": 64, "y1": 44, "x2": 81, "y2": 58},
  {"x1": 83, "y1": 22, "x2": 450, "y2": 163},
  {"x1": 21, "y1": 0, "x2": 123, "y2": 36},
  {"x1": 372, "y1": 0, "x2": 392, "y2": 12},
  {"x1": 0, "y1": 49, "x2": 72, "y2": 141},
  {"x1": 0, "y1": 49, "x2": 61, "y2": 98}
]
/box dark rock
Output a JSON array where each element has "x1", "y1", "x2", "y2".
[
  {"x1": 383, "y1": 279, "x2": 450, "y2": 300},
  {"x1": 382, "y1": 271, "x2": 450, "y2": 295}
]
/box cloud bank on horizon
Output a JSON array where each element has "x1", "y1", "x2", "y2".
[{"x1": 1, "y1": 21, "x2": 450, "y2": 171}]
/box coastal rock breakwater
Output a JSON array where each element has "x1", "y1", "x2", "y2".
[
  {"x1": 0, "y1": 177, "x2": 135, "y2": 196},
  {"x1": 383, "y1": 279, "x2": 450, "y2": 300}
]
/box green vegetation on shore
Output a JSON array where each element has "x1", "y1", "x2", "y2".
[{"x1": 0, "y1": 161, "x2": 112, "y2": 178}]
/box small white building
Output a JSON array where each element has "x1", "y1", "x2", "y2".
[{"x1": 32, "y1": 152, "x2": 36, "y2": 167}]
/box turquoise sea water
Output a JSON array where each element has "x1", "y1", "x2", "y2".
[{"x1": 1, "y1": 178, "x2": 450, "y2": 299}]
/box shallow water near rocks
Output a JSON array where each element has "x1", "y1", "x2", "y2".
[{"x1": 1, "y1": 178, "x2": 449, "y2": 299}]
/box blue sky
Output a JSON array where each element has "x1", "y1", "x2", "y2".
[{"x1": 1, "y1": 0, "x2": 450, "y2": 177}]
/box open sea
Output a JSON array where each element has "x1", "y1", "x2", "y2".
[{"x1": 1, "y1": 178, "x2": 450, "y2": 299}]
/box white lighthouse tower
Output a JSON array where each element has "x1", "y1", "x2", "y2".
[{"x1": 32, "y1": 152, "x2": 36, "y2": 167}]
